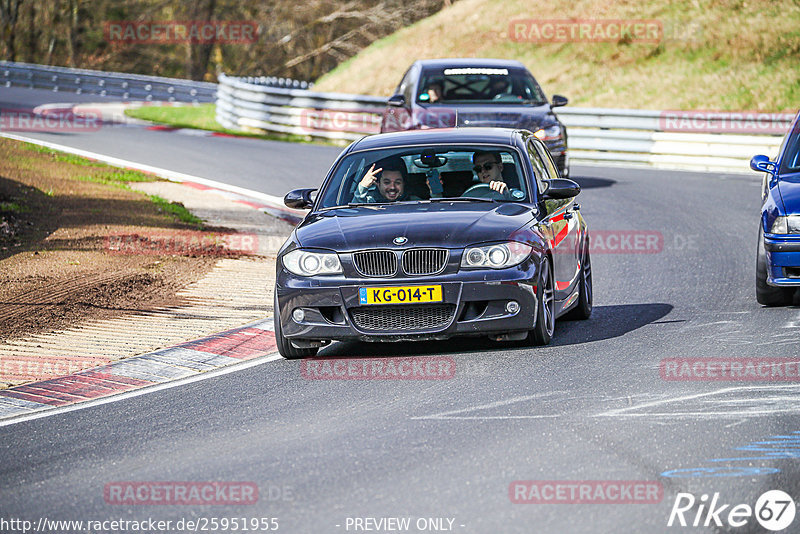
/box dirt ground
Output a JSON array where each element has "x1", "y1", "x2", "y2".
[{"x1": 0, "y1": 138, "x2": 230, "y2": 341}]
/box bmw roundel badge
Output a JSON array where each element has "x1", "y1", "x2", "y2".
[{"x1": 393, "y1": 236, "x2": 408, "y2": 245}]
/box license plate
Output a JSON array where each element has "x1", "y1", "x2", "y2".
[{"x1": 359, "y1": 285, "x2": 443, "y2": 305}]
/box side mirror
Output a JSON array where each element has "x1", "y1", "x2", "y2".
[
  {"x1": 387, "y1": 94, "x2": 406, "y2": 108},
  {"x1": 750, "y1": 154, "x2": 776, "y2": 173},
  {"x1": 543, "y1": 178, "x2": 580, "y2": 199},
  {"x1": 284, "y1": 188, "x2": 317, "y2": 210},
  {"x1": 551, "y1": 95, "x2": 568, "y2": 108}
]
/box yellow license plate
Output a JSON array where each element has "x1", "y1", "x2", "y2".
[{"x1": 359, "y1": 285, "x2": 443, "y2": 305}]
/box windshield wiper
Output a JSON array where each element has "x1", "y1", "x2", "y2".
[
  {"x1": 347, "y1": 202, "x2": 392, "y2": 207},
  {"x1": 429, "y1": 197, "x2": 495, "y2": 203}
]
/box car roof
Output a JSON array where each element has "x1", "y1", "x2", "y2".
[
  {"x1": 348, "y1": 128, "x2": 523, "y2": 152},
  {"x1": 414, "y1": 58, "x2": 528, "y2": 70}
]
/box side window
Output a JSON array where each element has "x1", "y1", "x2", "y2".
[
  {"x1": 534, "y1": 142, "x2": 560, "y2": 179},
  {"x1": 395, "y1": 66, "x2": 417, "y2": 104},
  {"x1": 526, "y1": 140, "x2": 549, "y2": 195}
]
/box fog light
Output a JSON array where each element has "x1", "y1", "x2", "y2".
[
  {"x1": 506, "y1": 301, "x2": 520, "y2": 314},
  {"x1": 292, "y1": 308, "x2": 305, "y2": 322}
]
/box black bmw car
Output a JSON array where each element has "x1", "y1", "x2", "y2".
[
  {"x1": 380, "y1": 58, "x2": 570, "y2": 177},
  {"x1": 274, "y1": 128, "x2": 591, "y2": 359}
]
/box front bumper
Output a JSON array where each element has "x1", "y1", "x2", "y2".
[
  {"x1": 764, "y1": 234, "x2": 800, "y2": 286},
  {"x1": 276, "y1": 268, "x2": 539, "y2": 343}
]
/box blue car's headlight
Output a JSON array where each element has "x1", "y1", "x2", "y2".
[
  {"x1": 461, "y1": 242, "x2": 532, "y2": 269},
  {"x1": 283, "y1": 249, "x2": 342, "y2": 276},
  {"x1": 769, "y1": 216, "x2": 800, "y2": 234}
]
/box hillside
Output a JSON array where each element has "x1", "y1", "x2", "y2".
[{"x1": 313, "y1": 0, "x2": 800, "y2": 111}]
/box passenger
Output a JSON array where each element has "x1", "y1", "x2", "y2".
[
  {"x1": 426, "y1": 82, "x2": 444, "y2": 103},
  {"x1": 353, "y1": 157, "x2": 443, "y2": 203},
  {"x1": 353, "y1": 158, "x2": 414, "y2": 203},
  {"x1": 472, "y1": 150, "x2": 509, "y2": 194}
]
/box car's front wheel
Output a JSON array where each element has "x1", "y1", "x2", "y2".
[
  {"x1": 529, "y1": 257, "x2": 555, "y2": 345},
  {"x1": 756, "y1": 226, "x2": 794, "y2": 306},
  {"x1": 274, "y1": 293, "x2": 319, "y2": 359}
]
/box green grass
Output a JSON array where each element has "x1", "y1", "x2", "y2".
[
  {"x1": 314, "y1": 0, "x2": 800, "y2": 112},
  {"x1": 23, "y1": 144, "x2": 108, "y2": 167},
  {"x1": 148, "y1": 195, "x2": 204, "y2": 227},
  {"x1": 124, "y1": 104, "x2": 327, "y2": 144},
  {"x1": 0, "y1": 201, "x2": 29, "y2": 213},
  {"x1": 125, "y1": 104, "x2": 220, "y2": 131},
  {"x1": 22, "y1": 142, "x2": 204, "y2": 228}
]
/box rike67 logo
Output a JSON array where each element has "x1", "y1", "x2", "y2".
[{"x1": 668, "y1": 490, "x2": 796, "y2": 531}]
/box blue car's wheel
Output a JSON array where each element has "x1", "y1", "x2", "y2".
[{"x1": 756, "y1": 226, "x2": 793, "y2": 306}]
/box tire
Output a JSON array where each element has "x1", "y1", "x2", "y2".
[
  {"x1": 756, "y1": 226, "x2": 793, "y2": 306},
  {"x1": 565, "y1": 242, "x2": 592, "y2": 320},
  {"x1": 274, "y1": 293, "x2": 318, "y2": 359},
  {"x1": 529, "y1": 257, "x2": 555, "y2": 346}
]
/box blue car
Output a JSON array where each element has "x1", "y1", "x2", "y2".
[{"x1": 752, "y1": 110, "x2": 800, "y2": 305}]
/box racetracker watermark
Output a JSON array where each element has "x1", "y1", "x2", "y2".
[
  {"x1": 300, "y1": 357, "x2": 455, "y2": 380},
  {"x1": 104, "y1": 482, "x2": 261, "y2": 505},
  {"x1": 659, "y1": 111, "x2": 795, "y2": 135},
  {"x1": 0, "y1": 355, "x2": 110, "y2": 383},
  {"x1": 104, "y1": 21, "x2": 258, "y2": 44},
  {"x1": 105, "y1": 232, "x2": 258, "y2": 256},
  {"x1": 509, "y1": 19, "x2": 663, "y2": 43},
  {"x1": 586, "y1": 230, "x2": 663, "y2": 254},
  {"x1": 0, "y1": 108, "x2": 102, "y2": 133},
  {"x1": 660, "y1": 358, "x2": 800, "y2": 382},
  {"x1": 509, "y1": 480, "x2": 663, "y2": 504},
  {"x1": 299, "y1": 108, "x2": 381, "y2": 135}
]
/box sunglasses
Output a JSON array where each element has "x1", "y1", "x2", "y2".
[{"x1": 473, "y1": 162, "x2": 496, "y2": 173}]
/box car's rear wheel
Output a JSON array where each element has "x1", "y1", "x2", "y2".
[
  {"x1": 566, "y1": 241, "x2": 592, "y2": 320},
  {"x1": 529, "y1": 257, "x2": 555, "y2": 345},
  {"x1": 756, "y1": 226, "x2": 794, "y2": 306},
  {"x1": 274, "y1": 293, "x2": 318, "y2": 359}
]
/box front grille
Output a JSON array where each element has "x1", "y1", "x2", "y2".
[
  {"x1": 353, "y1": 250, "x2": 397, "y2": 277},
  {"x1": 402, "y1": 248, "x2": 448, "y2": 275},
  {"x1": 350, "y1": 304, "x2": 456, "y2": 332}
]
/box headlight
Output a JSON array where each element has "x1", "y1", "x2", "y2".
[
  {"x1": 534, "y1": 125, "x2": 561, "y2": 142},
  {"x1": 461, "y1": 242, "x2": 532, "y2": 269},
  {"x1": 769, "y1": 216, "x2": 800, "y2": 234},
  {"x1": 282, "y1": 249, "x2": 342, "y2": 276}
]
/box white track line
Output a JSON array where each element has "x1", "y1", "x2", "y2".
[{"x1": 0, "y1": 131, "x2": 294, "y2": 212}]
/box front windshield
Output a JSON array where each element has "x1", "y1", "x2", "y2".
[
  {"x1": 317, "y1": 145, "x2": 530, "y2": 209},
  {"x1": 779, "y1": 118, "x2": 800, "y2": 174},
  {"x1": 417, "y1": 67, "x2": 547, "y2": 105}
]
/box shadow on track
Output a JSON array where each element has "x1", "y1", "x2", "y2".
[
  {"x1": 570, "y1": 175, "x2": 616, "y2": 189},
  {"x1": 315, "y1": 303, "x2": 673, "y2": 358}
]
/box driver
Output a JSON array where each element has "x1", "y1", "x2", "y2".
[{"x1": 472, "y1": 150, "x2": 509, "y2": 194}]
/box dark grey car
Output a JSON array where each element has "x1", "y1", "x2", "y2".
[{"x1": 380, "y1": 58, "x2": 570, "y2": 177}]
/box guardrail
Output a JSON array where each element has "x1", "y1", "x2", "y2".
[
  {"x1": 218, "y1": 73, "x2": 789, "y2": 174},
  {"x1": 0, "y1": 61, "x2": 217, "y2": 103}
]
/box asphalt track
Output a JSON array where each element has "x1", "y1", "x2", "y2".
[{"x1": 1, "y1": 88, "x2": 800, "y2": 533}]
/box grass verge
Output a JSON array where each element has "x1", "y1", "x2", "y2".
[
  {"x1": 124, "y1": 104, "x2": 334, "y2": 145},
  {"x1": 313, "y1": 0, "x2": 800, "y2": 111}
]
